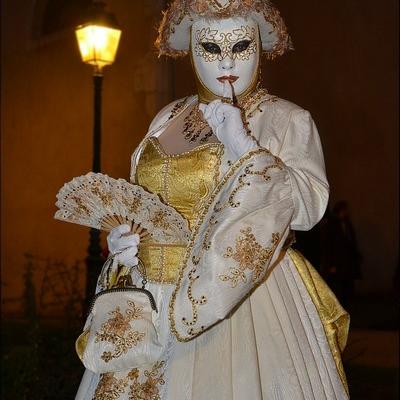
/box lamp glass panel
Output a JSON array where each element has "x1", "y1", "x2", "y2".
[{"x1": 76, "y1": 25, "x2": 121, "y2": 69}]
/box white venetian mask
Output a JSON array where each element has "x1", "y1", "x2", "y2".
[{"x1": 190, "y1": 17, "x2": 260, "y2": 102}]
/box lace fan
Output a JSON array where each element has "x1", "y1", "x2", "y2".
[{"x1": 55, "y1": 172, "x2": 190, "y2": 244}]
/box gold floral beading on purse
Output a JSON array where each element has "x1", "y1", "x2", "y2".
[{"x1": 76, "y1": 258, "x2": 164, "y2": 374}]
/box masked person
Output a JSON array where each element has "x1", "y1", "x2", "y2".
[{"x1": 76, "y1": 1, "x2": 350, "y2": 399}]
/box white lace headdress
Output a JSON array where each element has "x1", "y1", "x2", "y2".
[{"x1": 156, "y1": 0, "x2": 292, "y2": 59}]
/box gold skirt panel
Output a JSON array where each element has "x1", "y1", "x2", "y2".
[{"x1": 288, "y1": 248, "x2": 350, "y2": 395}]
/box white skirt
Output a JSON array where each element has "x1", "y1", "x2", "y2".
[{"x1": 76, "y1": 253, "x2": 349, "y2": 400}]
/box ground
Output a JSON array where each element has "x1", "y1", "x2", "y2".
[{"x1": 1, "y1": 294, "x2": 398, "y2": 399}]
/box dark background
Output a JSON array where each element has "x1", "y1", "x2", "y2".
[{"x1": 1, "y1": 0, "x2": 398, "y2": 398}]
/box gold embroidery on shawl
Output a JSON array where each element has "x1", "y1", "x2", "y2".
[
  {"x1": 182, "y1": 215, "x2": 218, "y2": 328},
  {"x1": 215, "y1": 158, "x2": 283, "y2": 212},
  {"x1": 191, "y1": 214, "x2": 218, "y2": 265},
  {"x1": 95, "y1": 300, "x2": 145, "y2": 363},
  {"x1": 219, "y1": 227, "x2": 280, "y2": 287},
  {"x1": 245, "y1": 91, "x2": 278, "y2": 119},
  {"x1": 181, "y1": 268, "x2": 207, "y2": 329},
  {"x1": 93, "y1": 373, "x2": 130, "y2": 400},
  {"x1": 183, "y1": 217, "x2": 224, "y2": 329},
  {"x1": 93, "y1": 361, "x2": 166, "y2": 400},
  {"x1": 128, "y1": 361, "x2": 166, "y2": 400},
  {"x1": 241, "y1": 87, "x2": 269, "y2": 111}
]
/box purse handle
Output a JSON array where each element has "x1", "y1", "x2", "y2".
[{"x1": 115, "y1": 258, "x2": 148, "y2": 289}]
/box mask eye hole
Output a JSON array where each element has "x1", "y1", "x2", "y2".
[
  {"x1": 232, "y1": 40, "x2": 252, "y2": 53},
  {"x1": 201, "y1": 42, "x2": 221, "y2": 55}
]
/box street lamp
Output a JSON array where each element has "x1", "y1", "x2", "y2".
[
  {"x1": 75, "y1": 4, "x2": 121, "y2": 75},
  {"x1": 75, "y1": 1, "x2": 121, "y2": 306}
]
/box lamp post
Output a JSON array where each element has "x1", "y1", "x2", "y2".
[{"x1": 75, "y1": 1, "x2": 121, "y2": 307}]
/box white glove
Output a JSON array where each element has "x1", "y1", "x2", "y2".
[
  {"x1": 199, "y1": 81, "x2": 259, "y2": 159},
  {"x1": 106, "y1": 224, "x2": 140, "y2": 267}
]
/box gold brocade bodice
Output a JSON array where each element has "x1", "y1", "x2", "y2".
[{"x1": 135, "y1": 137, "x2": 223, "y2": 284}]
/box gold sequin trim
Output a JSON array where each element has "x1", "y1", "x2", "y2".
[
  {"x1": 214, "y1": 159, "x2": 283, "y2": 212},
  {"x1": 242, "y1": 88, "x2": 278, "y2": 119}
]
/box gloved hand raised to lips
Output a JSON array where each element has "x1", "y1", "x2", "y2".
[
  {"x1": 199, "y1": 80, "x2": 259, "y2": 160},
  {"x1": 106, "y1": 224, "x2": 140, "y2": 268}
]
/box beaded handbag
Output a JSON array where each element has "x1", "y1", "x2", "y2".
[{"x1": 76, "y1": 258, "x2": 164, "y2": 374}]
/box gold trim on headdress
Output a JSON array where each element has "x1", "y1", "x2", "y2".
[{"x1": 155, "y1": 0, "x2": 293, "y2": 59}]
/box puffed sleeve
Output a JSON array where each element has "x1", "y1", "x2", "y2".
[{"x1": 277, "y1": 109, "x2": 329, "y2": 231}]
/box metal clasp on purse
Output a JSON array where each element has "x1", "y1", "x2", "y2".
[{"x1": 88, "y1": 257, "x2": 158, "y2": 314}]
